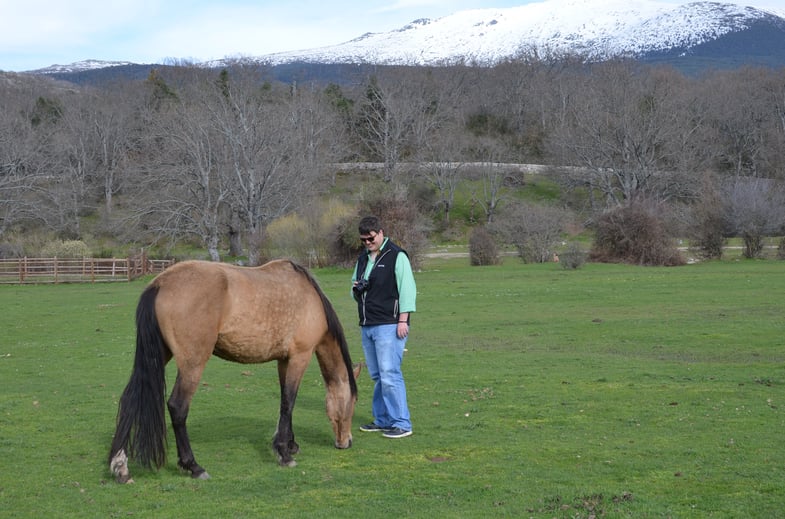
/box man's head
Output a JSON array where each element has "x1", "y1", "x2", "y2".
[{"x1": 358, "y1": 216, "x2": 384, "y2": 251}]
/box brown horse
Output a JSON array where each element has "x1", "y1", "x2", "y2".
[{"x1": 108, "y1": 259, "x2": 357, "y2": 483}]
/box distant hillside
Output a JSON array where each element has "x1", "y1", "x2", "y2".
[
  {"x1": 639, "y1": 17, "x2": 785, "y2": 72},
  {"x1": 23, "y1": 0, "x2": 785, "y2": 86},
  {"x1": 39, "y1": 62, "x2": 384, "y2": 88}
]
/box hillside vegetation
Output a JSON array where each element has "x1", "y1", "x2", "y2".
[{"x1": 1, "y1": 60, "x2": 784, "y2": 265}]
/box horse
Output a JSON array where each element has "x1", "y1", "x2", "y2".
[{"x1": 108, "y1": 259, "x2": 357, "y2": 483}]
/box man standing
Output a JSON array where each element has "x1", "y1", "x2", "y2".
[{"x1": 352, "y1": 216, "x2": 416, "y2": 439}]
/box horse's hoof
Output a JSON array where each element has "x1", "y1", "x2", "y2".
[
  {"x1": 277, "y1": 455, "x2": 298, "y2": 467},
  {"x1": 190, "y1": 467, "x2": 211, "y2": 480},
  {"x1": 110, "y1": 450, "x2": 132, "y2": 484}
]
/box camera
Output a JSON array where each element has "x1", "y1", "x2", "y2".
[{"x1": 353, "y1": 278, "x2": 370, "y2": 296}]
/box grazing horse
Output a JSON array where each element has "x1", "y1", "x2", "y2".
[{"x1": 108, "y1": 259, "x2": 357, "y2": 483}]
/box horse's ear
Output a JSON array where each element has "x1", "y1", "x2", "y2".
[{"x1": 352, "y1": 363, "x2": 362, "y2": 379}]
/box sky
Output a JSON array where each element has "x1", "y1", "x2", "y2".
[{"x1": 2, "y1": 0, "x2": 784, "y2": 72}]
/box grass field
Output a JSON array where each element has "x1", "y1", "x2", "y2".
[{"x1": 1, "y1": 257, "x2": 783, "y2": 518}]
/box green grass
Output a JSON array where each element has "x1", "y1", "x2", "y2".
[{"x1": 1, "y1": 258, "x2": 784, "y2": 518}]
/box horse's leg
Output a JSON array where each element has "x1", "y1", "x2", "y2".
[
  {"x1": 168, "y1": 369, "x2": 210, "y2": 479},
  {"x1": 273, "y1": 357, "x2": 308, "y2": 467}
]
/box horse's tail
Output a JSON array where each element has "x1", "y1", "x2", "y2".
[
  {"x1": 290, "y1": 261, "x2": 357, "y2": 397},
  {"x1": 108, "y1": 284, "x2": 168, "y2": 470}
]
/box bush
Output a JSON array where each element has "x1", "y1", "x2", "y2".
[
  {"x1": 346, "y1": 182, "x2": 431, "y2": 270},
  {"x1": 688, "y1": 173, "x2": 729, "y2": 259},
  {"x1": 724, "y1": 177, "x2": 785, "y2": 259},
  {"x1": 265, "y1": 199, "x2": 354, "y2": 267},
  {"x1": 491, "y1": 201, "x2": 565, "y2": 263},
  {"x1": 469, "y1": 226, "x2": 501, "y2": 266},
  {"x1": 0, "y1": 243, "x2": 24, "y2": 259},
  {"x1": 590, "y1": 202, "x2": 685, "y2": 266},
  {"x1": 40, "y1": 240, "x2": 91, "y2": 258},
  {"x1": 559, "y1": 242, "x2": 587, "y2": 269}
]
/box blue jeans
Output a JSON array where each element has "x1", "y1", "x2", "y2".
[{"x1": 360, "y1": 324, "x2": 411, "y2": 431}]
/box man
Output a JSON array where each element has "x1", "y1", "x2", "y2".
[{"x1": 352, "y1": 216, "x2": 416, "y2": 439}]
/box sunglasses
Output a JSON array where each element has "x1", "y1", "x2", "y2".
[{"x1": 359, "y1": 234, "x2": 377, "y2": 243}]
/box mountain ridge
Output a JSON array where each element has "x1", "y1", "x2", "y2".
[
  {"x1": 245, "y1": 0, "x2": 785, "y2": 66},
  {"x1": 24, "y1": 0, "x2": 785, "y2": 77}
]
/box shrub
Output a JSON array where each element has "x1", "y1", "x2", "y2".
[
  {"x1": 0, "y1": 243, "x2": 24, "y2": 259},
  {"x1": 469, "y1": 226, "x2": 501, "y2": 266},
  {"x1": 265, "y1": 199, "x2": 354, "y2": 267},
  {"x1": 346, "y1": 182, "x2": 431, "y2": 270},
  {"x1": 491, "y1": 201, "x2": 565, "y2": 263},
  {"x1": 559, "y1": 242, "x2": 587, "y2": 269},
  {"x1": 40, "y1": 240, "x2": 91, "y2": 258},
  {"x1": 724, "y1": 177, "x2": 785, "y2": 259},
  {"x1": 590, "y1": 202, "x2": 685, "y2": 266},
  {"x1": 688, "y1": 174, "x2": 729, "y2": 259}
]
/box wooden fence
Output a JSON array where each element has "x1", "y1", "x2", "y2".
[{"x1": 0, "y1": 253, "x2": 174, "y2": 284}]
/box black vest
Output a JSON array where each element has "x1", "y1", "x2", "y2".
[{"x1": 355, "y1": 240, "x2": 407, "y2": 326}]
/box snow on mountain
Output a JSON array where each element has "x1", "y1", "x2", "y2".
[
  {"x1": 29, "y1": 0, "x2": 785, "y2": 75},
  {"x1": 33, "y1": 59, "x2": 136, "y2": 74},
  {"x1": 251, "y1": 0, "x2": 785, "y2": 66}
]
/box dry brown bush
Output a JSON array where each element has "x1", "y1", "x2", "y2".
[
  {"x1": 468, "y1": 226, "x2": 501, "y2": 266},
  {"x1": 590, "y1": 202, "x2": 685, "y2": 266}
]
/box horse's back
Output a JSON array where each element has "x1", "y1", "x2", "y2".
[{"x1": 152, "y1": 260, "x2": 327, "y2": 364}]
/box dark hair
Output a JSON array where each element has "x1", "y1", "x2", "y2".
[{"x1": 358, "y1": 216, "x2": 382, "y2": 235}]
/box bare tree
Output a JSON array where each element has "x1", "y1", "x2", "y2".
[
  {"x1": 119, "y1": 66, "x2": 332, "y2": 263},
  {"x1": 492, "y1": 201, "x2": 566, "y2": 263},
  {"x1": 701, "y1": 67, "x2": 784, "y2": 178},
  {"x1": 0, "y1": 88, "x2": 84, "y2": 239},
  {"x1": 423, "y1": 158, "x2": 463, "y2": 227},
  {"x1": 724, "y1": 177, "x2": 785, "y2": 258},
  {"x1": 551, "y1": 61, "x2": 699, "y2": 208},
  {"x1": 468, "y1": 139, "x2": 510, "y2": 223},
  {"x1": 416, "y1": 118, "x2": 469, "y2": 227},
  {"x1": 687, "y1": 173, "x2": 729, "y2": 259},
  {"x1": 87, "y1": 84, "x2": 142, "y2": 217},
  {"x1": 354, "y1": 67, "x2": 453, "y2": 182},
  {"x1": 0, "y1": 84, "x2": 43, "y2": 238},
  {"x1": 213, "y1": 69, "x2": 325, "y2": 265},
  {"x1": 409, "y1": 68, "x2": 471, "y2": 228},
  {"x1": 126, "y1": 70, "x2": 230, "y2": 261}
]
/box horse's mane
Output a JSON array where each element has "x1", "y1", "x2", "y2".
[{"x1": 288, "y1": 261, "x2": 357, "y2": 397}]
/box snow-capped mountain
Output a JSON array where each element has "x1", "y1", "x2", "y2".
[
  {"x1": 247, "y1": 0, "x2": 785, "y2": 66},
  {"x1": 32, "y1": 59, "x2": 137, "y2": 75},
  {"x1": 29, "y1": 0, "x2": 785, "y2": 77}
]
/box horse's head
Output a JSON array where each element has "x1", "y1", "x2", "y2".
[
  {"x1": 326, "y1": 372, "x2": 357, "y2": 449},
  {"x1": 326, "y1": 365, "x2": 361, "y2": 449}
]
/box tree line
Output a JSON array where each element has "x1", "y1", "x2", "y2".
[{"x1": 1, "y1": 58, "x2": 784, "y2": 265}]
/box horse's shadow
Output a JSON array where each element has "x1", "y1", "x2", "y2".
[{"x1": 185, "y1": 391, "x2": 336, "y2": 464}]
